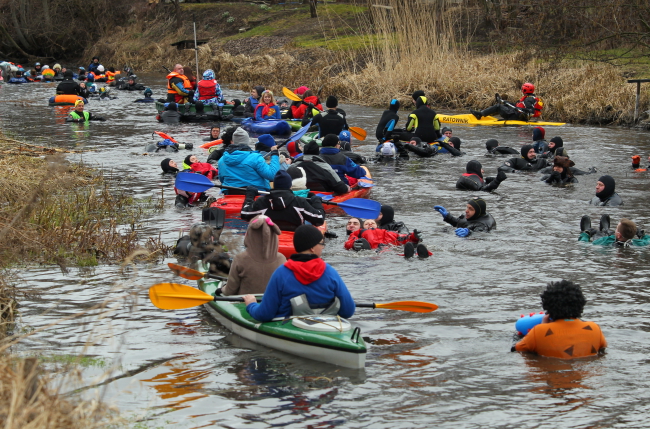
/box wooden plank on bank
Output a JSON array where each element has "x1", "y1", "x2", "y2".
[{"x1": 627, "y1": 79, "x2": 650, "y2": 123}]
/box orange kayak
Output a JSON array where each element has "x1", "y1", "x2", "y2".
[{"x1": 277, "y1": 223, "x2": 328, "y2": 258}]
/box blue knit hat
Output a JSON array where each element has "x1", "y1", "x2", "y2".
[{"x1": 257, "y1": 134, "x2": 275, "y2": 149}]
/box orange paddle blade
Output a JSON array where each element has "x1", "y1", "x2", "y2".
[
  {"x1": 149, "y1": 283, "x2": 214, "y2": 310},
  {"x1": 349, "y1": 127, "x2": 367, "y2": 141},
  {"x1": 199, "y1": 139, "x2": 223, "y2": 149},
  {"x1": 282, "y1": 87, "x2": 302, "y2": 102},
  {"x1": 167, "y1": 262, "x2": 206, "y2": 281},
  {"x1": 374, "y1": 301, "x2": 438, "y2": 313},
  {"x1": 154, "y1": 131, "x2": 178, "y2": 144}
]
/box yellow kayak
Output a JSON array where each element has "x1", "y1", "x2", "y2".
[{"x1": 438, "y1": 114, "x2": 566, "y2": 127}]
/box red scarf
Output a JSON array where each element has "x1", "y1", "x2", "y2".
[{"x1": 260, "y1": 102, "x2": 277, "y2": 118}]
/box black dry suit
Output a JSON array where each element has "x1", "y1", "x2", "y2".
[
  {"x1": 241, "y1": 189, "x2": 326, "y2": 232},
  {"x1": 378, "y1": 205, "x2": 409, "y2": 234},
  {"x1": 456, "y1": 160, "x2": 506, "y2": 192},
  {"x1": 442, "y1": 198, "x2": 496, "y2": 233},
  {"x1": 375, "y1": 99, "x2": 400, "y2": 142},
  {"x1": 404, "y1": 137, "x2": 436, "y2": 158},
  {"x1": 498, "y1": 144, "x2": 548, "y2": 172},
  {"x1": 405, "y1": 96, "x2": 441, "y2": 143},
  {"x1": 485, "y1": 139, "x2": 518, "y2": 155},
  {"x1": 589, "y1": 175, "x2": 624, "y2": 206}
]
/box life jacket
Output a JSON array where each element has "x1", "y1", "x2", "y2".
[
  {"x1": 197, "y1": 79, "x2": 217, "y2": 100},
  {"x1": 190, "y1": 162, "x2": 218, "y2": 180},
  {"x1": 462, "y1": 172, "x2": 484, "y2": 184},
  {"x1": 517, "y1": 95, "x2": 544, "y2": 118},
  {"x1": 105, "y1": 70, "x2": 119, "y2": 83},
  {"x1": 166, "y1": 72, "x2": 191, "y2": 95},
  {"x1": 70, "y1": 111, "x2": 90, "y2": 121}
]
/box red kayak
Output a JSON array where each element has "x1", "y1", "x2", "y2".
[
  {"x1": 277, "y1": 223, "x2": 328, "y2": 258},
  {"x1": 209, "y1": 194, "x2": 248, "y2": 217}
]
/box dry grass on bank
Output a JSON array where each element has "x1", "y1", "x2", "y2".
[{"x1": 0, "y1": 134, "x2": 170, "y2": 267}]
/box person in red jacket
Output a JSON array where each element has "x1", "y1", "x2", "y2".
[
  {"x1": 345, "y1": 219, "x2": 430, "y2": 258},
  {"x1": 292, "y1": 89, "x2": 322, "y2": 121}
]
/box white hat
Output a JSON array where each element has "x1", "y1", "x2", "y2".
[{"x1": 97, "y1": 65, "x2": 105, "y2": 72}]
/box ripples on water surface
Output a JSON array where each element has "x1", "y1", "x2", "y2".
[{"x1": 1, "y1": 76, "x2": 650, "y2": 428}]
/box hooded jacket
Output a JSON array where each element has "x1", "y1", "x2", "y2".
[
  {"x1": 223, "y1": 216, "x2": 287, "y2": 296},
  {"x1": 344, "y1": 228, "x2": 419, "y2": 250},
  {"x1": 245, "y1": 253, "x2": 355, "y2": 322},
  {"x1": 241, "y1": 189, "x2": 325, "y2": 231},
  {"x1": 498, "y1": 144, "x2": 548, "y2": 172},
  {"x1": 292, "y1": 95, "x2": 322, "y2": 121},
  {"x1": 288, "y1": 154, "x2": 349, "y2": 195},
  {"x1": 456, "y1": 160, "x2": 504, "y2": 192},
  {"x1": 218, "y1": 145, "x2": 280, "y2": 191}
]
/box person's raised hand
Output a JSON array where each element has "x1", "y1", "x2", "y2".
[{"x1": 433, "y1": 205, "x2": 448, "y2": 217}]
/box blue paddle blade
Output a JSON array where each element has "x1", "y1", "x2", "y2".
[
  {"x1": 315, "y1": 193, "x2": 335, "y2": 201},
  {"x1": 287, "y1": 120, "x2": 312, "y2": 144},
  {"x1": 325, "y1": 198, "x2": 381, "y2": 219},
  {"x1": 175, "y1": 172, "x2": 216, "y2": 193}
]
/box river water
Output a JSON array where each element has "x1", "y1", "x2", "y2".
[{"x1": 1, "y1": 74, "x2": 650, "y2": 428}]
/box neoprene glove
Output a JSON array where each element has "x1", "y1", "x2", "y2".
[
  {"x1": 353, "y1": 240, "x2": 365, "y2": 251},
  {"x1": 455, "y1": 228, "x2": 470, "y2": 237},
  {"x1": 245, "y1": 185, "x2": 258, "y2": 198},
  {"x1": 413, "y1": 229, "x2": 423, "y2": 242},
  {"x1": 310, "y1": 195, "x2": 323, "y2": 206},
  {"x1": 433, "y1": 205, "x2": 448, "y2": 217},
  {"x1": 496, "y1": 170, "x2": 507, "y2": 183}
]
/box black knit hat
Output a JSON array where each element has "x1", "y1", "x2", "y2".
[
  {"x1": 321, "y1": 134, "x2": 339, "y2": 147},
  {"x1": 485, "y1": 139, "x2": 499, "y2": 150},
  {"x1": 303, "y1": 140, "x2": 320, "y2": 155},
  {"x1": 293, "y1": 224, "x2": 324, "y2": 253},
  {"x1": 160, "y1": 158, "x2": 178, "y2": 173},
  {"x1": 326, "y1": 95, "x2": 338, "y2": 108},
  {"x1": 64, "y1": 70, "x2": 73, "y2": 79},
  {"x1": 467, "y1": 197, "x2": 486, "y2": 219},
  {"x1": 273, "y1": 170, "x2": 293, "y2": 190}
]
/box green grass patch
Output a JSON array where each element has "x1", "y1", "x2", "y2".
[
  {"x1": 320, "y1": 3, "x2": 368, "y2": 16},
  {"x1": 294, "y1": 33, "x2": 383, "y2": 51}
]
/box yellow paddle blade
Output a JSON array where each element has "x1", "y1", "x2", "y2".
[
  {"x1": 149, "y1": 283, "x2": 214, "y2": 310},
  {"x1": 167, "y1": 262, "x2": 206, "y2": 281},
  {"x1": 374, "y1": 301, "x2": 438, "y2": 313},
  {"x1": 282, "y1": 87, "x2": 302, "y2": 102},
  {"x1": 349, "y1": 126, "x2": 367, "y2": 141}
]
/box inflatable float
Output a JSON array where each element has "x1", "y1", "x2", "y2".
[
  {"x1": 438, "y1": 113, "x2": 566, "y2": 127},
  {"x1": 515, "y1": 312, "x2": 545, "y2": 336},
  {"x1": 241, "y1": 118, "x2": 292, "y2": 136},
  {"x1": 48, "y1": 95, "x2": 88, "y2": 106}
]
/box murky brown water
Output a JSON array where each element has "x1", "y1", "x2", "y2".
[{"x1": 2, "y1": 74, "x2": 650, "y2": 428}]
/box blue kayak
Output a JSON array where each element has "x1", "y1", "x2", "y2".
[{"x1": 241, "y1": 118, "x2": 291, "y2": 136}]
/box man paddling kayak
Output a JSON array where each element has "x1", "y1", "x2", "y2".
[{"x1": 242, "y1": 224, "x2": 355, "y2": 322}]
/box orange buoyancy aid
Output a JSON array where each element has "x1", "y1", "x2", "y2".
[
  {"x1": 197, "y1": 79, "x2": 217, "y2": 100},
  {"x1": 105, "y1": 70, "x2": 119, "y2": 82},
  {"x1": 167, "y1": 72, "x2": 192, "y2": 95},
  {"x1": 516, "y1": 95, "x2": 544, "y2": 118}
]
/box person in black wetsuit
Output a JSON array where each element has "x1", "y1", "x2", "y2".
[
  {"x1": 589, "y1": 175, "x2": 623, "y2": 206},
  {"x1": 240, "y1": 170, "x2": 326, "y2": 232},
  {"x1": 485, "y1": 139, "x2": 518, "y2": 155},
  {"x1": 375, "y1": 99, "x2": 400, "y2": 142},
  {"x1": 498, "y1": 144, "x2": 548, "y2": 173},
  {"x1": 438, "y1": 137, "x2": 464, "y2": 157},
  {"x1": 376, "y1": 205, "x2": 409, "y2": 234},
  {"x1": 456, "y1": 160, "x2": 507, "y2": 192},
  {"x1": 470, "y1": 83, "x2": 543, "y2": 121},
  {"x1": 541, "y1": 156, "x2": 577, "y2": 185},
  {"x1": 307, "y1": 95, "x2": 348, "y2": 138},
  {"x1": 404, "y1": 96, "x2": 441, "y2": 143},
  {"x1": 403, "y1": 137, "x2": 435, "y2": 158},
  {"x1": 540, "y1": 136, "x2": 568, "y2": 158},
  {"x1": 56, "y1": 70, "x2": 83, "y2": 95},
  {"x1": 116, "y1": 75, "x2": 145, "y2": 91},
  {"x1": 434, "y1": 198, "x2": 496, "y2": 237}
]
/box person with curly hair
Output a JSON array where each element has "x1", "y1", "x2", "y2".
[{"x1": 512, "y1": 280, "x2": 607, "y2": 359}]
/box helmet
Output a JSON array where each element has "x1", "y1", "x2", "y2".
[
  {"x1": 129, "y1": 74, "x2": 137, "y2": 80},
  {"x1": 79, "y1": 66, "x2": 85, "y2": 71},
  {"x1": 97, "y1": 65, "x2": 104, "y2": 73},
  {"x1": 522, "y1": 82, "x2": 535, "y2": 94},
  {"x1": 35, "y1": 62, "x2": 41, "y2": 66}
]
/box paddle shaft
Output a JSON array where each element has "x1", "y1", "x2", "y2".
[{"x1": 212, "y1": 184, "x2": 358, "y2": 208}]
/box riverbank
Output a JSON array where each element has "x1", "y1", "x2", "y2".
[{"x1": 82, "y1": 1, "x2": 650, "y2": 126}]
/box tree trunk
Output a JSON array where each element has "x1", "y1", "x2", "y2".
[
  {"x1": 309, "y1": 0, "x2": 317, "y2": 18},
  {"x1": 9, "y1": 1, "x2": 33, "y2": 51},
  {"x1": 171, "y1": 0, "x2": 182, "y2": 29}
]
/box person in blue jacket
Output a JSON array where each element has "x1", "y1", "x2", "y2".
[
  {"x1": 217, "y1": 127, "x2": 280, "y2": 194},
  {"x1": 318, "y1": 134, "x2": 368, "y2": 185},
  {"x1": 243, "y1": 224, "x2": 356, "y2": 322},
  {"x1": 88, "y1": 57, "x2": 101, "y2": 73}
]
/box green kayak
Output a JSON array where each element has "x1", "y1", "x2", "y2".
[
  {"x1": 197, "y1": 265, "x2": 367, "y2": 369},
  {"x1": 299, "y1": 131, "x2": 322, "y2": 146}
]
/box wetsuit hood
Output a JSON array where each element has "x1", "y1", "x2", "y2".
[
  {"x1": 412, "y1": 90, "x2": 425, "y2": 102},
  {"x1": 415, "y1": 96, "x2": 427, "y2": 108},
  {"x1": 485, "y1": 139, "x2": 499, "y2": 151},
  {"x1": 467, "y1": 198, "x2": 486, "y2": 220},
  {"x1": 465, "y1": 160, "x2": 483, "y2": 179},
  {"x1": 161, "y1": 158, "x2": 178, "y2": 173},
  {"x1": 521, "y1": 144, "x2": 535, "y2": 161},
  {"x1": 389, "y1": 99, "x2": 400, "y2": 112},
  {"x1": 549, "y1": 136, "x2": 563, "y2": 153},
  {"x1": 596, "y1": 175, "x2": 616, "y2": 201},
  {"x1": 449, "y1": 137, "x2": 461, "y2": 150},
  {"x1": 184, "y1": 155, "x2": 195, "y2": 166},
  {"x1": 379, "y1": 205, "x2": 394, "y2": 226}
]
